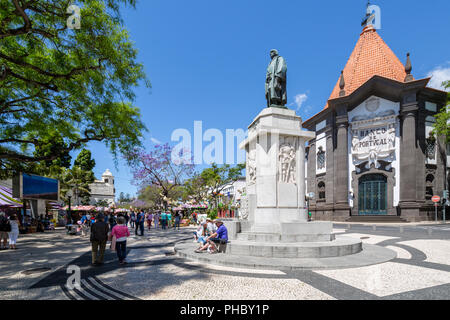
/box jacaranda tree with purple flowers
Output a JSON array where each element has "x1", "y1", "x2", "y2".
[{"x1": 129, "y1": 143, "x2": 195, "y2": 209}]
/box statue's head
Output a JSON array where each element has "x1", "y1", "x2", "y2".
[{"x1": 270, "y1": 49, "x2": 279, "y2": 59}]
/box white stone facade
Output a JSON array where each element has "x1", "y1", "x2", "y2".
[
  {"x1": 347, "y1": 96, "x2": 401, "y2": 208},
  {"x1": 89, "y1": 169, "x2": 115, "y2": 206}
]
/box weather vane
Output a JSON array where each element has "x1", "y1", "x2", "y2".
[{"x1": 361, "y1": 1, "x2": 375, "y2": 27}]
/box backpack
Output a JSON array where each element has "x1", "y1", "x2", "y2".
[{"x1": 0, "y1": 217, "x2": 11, "y2": 232}]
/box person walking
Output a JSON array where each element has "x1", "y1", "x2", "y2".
[
  {"x1": 135, "y1": 210, "x2": 144, "y2": 236},
  {"x1": 174, "y1": 212, "x2": 181, "y2": 231},
  {"x1": 90, "y1": 214, "x2": 109, "y2": 266},
  {"x1": 80, "y1": 213, "x2": 88, "y2": 237},
  {"x1": 0, "y1": 212, "x2": 10, "y2": 250},
  {"x1": 146, "y1": 212, "x2": 153, "y2": 230},
  {"x1": 154, "y1": 211, "x2": 160, "y2": 229},
  {"x1": 111, "y1": 216, "x2": 130, "y2": 265},
  {"x1": 108, "y1": 213, "x2": 117, "y2": 231},
  {"x1": 134, "y1": 211, "x2": 140, "y2": 235},
  {"x1": 8, "y1": 214, "x2": 19, "y2": 250},
  {"x1": 130, "y1": 211, "x2": 136, "y2": 228},
  {"x1": 124, "y1": 212, "x2": 130, "y2": 227},
  {"x1": 167, "y1": 211, "x2": 172, "y2": 229},
  {"x1": 160, "y1": 211, "x2": 167, "y2": 230}
]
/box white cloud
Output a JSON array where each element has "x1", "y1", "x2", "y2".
[
  {"x1": 150, "y1": 137, "x2": 162, "y2": 144},
  {"x1": 293, "y1": 93, "x2": 308, "y2": 111},
  {"x1": 427, "y1": 66, "x2": 450, "y2": 91}
]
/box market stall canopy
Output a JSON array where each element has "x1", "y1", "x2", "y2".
[
  {"x1": 0, "y1": 185, "x2": 23, "y2": 207},
  {"x1": 47, "y1": 201, "x2": 62, "y2": 210}
]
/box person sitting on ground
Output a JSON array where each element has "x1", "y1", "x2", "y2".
[
  {"x1": 196, "y1": 223, "x2": 209, "y2": 248},
  {"x1": 111, "y1": 216, "x2": 130, "y2": 265},
  {"x1": 206, "y1": 218, "x2": 217, "y2": 236},
  {"x1": 193, "y1": 221, "x2": 206, "y2": 242},
  {"x1": 195, "y1": 220, "x2": 228, "y2": 254}
]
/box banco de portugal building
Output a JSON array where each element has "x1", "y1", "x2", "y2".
[{"x1": 303, "y1": 24, "x2": 448, "y2": 222}]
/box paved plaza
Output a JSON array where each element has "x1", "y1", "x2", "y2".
[{"x1": 1, "y1": 223, "x2": 450, "y2": 300}]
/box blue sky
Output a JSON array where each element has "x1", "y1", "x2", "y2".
[{"x1": 73, "y1": 0, "x2": 450, "y2": 198}]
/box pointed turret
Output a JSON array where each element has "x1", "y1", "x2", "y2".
[
  {"x1": 404, "y1": 53, "x2": 413, "y2": 82},
  {"x1": 339, "y1": 71, "x2": 346, "y2": 97},
  {"x1": 324, "y1": 24, "x2": 409, "y2": 108}
]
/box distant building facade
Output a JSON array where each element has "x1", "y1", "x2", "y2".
[{"x1": 89, "y1": 169, "x2": 116, "y2": 206}]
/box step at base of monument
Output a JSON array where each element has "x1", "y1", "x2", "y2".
[
  {"x1": 346, "y1": 216, "x2": 408, "y2": 223},
  {"x1": 175, "y1": 239, "x2": 396, "y2": 270},
  {"x1": 228, "y1": 238, "x2": 362, "y2": 258},
  {"x1": 236, "y1": 232, "x2": 335, "y2": 243}
]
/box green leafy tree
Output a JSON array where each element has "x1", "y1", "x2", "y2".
[
  {"x1": 432, "y1": 80, "x2": 450, "y2": 143},
  {"x1": 200, "y1": 163, "x2": 245, "y2": 208},
  {"x1": 95, "y1": 199, "x2": 109, "y2": 208},
  {"x1": 183, "y1": 174, "x2": 208, "y2": 203},
  {"x1": 118, "y1": 191, "x2": 125, "y2": 204},
  {"x1": 65, "y1": 166, "x2": 92, "y2": 206},
  {"x1": 73, "y1": 149, "x2": 96, "y2": 204},
  {"x1": 138, "y1": 183, "x2": 184, "y2": 210},
  {"x1": 0, "y1": 0, "x2": 149, "y2": 178}
]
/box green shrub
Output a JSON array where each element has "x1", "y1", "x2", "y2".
[{"x1": 207, "y1": 208, "x2": 218, "y2": 220}]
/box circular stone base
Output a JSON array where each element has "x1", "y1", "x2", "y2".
[
  {"x1": 228, "y1": 238, "x2": 361, "y2": 258},
  {"x1": 174, "y1": 242, "x2": 396, "y2": 271}
]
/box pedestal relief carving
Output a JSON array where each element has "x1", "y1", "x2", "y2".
[
  {"x1": 247, "y1": 148, "x2": 257, "y2": 185},
  {"x1": 279, "y1": 143, "x2": 296, "y2": 184}
]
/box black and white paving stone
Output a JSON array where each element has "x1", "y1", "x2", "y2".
[{"x1": 1, "y1": 222, "x2": 449, "y2": 300}]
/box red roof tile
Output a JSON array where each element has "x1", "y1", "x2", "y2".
[{"x1": 324, "y1": 25, "x2": 409, "y2": 108}]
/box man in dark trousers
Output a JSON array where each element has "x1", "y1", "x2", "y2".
[
  {"x1": 90, "y1": 214, "x2": 109, "y2": 266},
  {"x1": 138, "y1": 210, "x2": 145, "y2": 236}
]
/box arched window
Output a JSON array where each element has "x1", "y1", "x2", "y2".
[
  {"x1": 318, "y1": 181, "x2": 326, "y2": 200},
  {"x1": 426, "y1": 137, "x2": 436, "y2": 160},
  {"x1": 317, "y1": 147, "x2": 326, "y2": 170},
  {"x1": 426, "y1": 174, "x2": 434, "y2": 200}
]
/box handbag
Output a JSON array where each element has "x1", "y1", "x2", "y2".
[
  {"x1": 5, "y1": 221, "x2": 11, "y2": 232},
  {"x1": 111, "y1": 235, "x2": 116, "y2": 251}
]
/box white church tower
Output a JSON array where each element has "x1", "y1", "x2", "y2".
[{"x1": 89, "y1": 169, "x2": 116, "y2": 206}]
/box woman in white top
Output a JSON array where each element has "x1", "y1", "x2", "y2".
[{"x1": 8, "y1": 214, "x2": 20, "y2": 250}]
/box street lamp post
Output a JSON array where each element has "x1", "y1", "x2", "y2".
[{"x1": 67, "y1": 189, "x2": 73, "y2": 225}]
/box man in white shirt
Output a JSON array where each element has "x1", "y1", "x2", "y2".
[{"x1": 206, "y1": 219, "x2": 217, "y2": 236}]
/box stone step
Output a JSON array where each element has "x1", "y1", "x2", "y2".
[
  {"x1": 346, "y1": 216, "x2": 408, "y2": 223},
  {"x1": 236, "y1": 232, "x2": 335, "y2": 243},
  {"x1": 174, "y1": 241, "x2": 396, "y2": 271},
  {"x1": 239, "y1": 220, "x2": 252, "y2": 232},
  {"x1": 227, "y1": 238, "x2": 362, "y2": 258}
]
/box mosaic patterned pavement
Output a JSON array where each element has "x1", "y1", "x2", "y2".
[{"x1": 1, "y1": 223, "x2": 449, "y2": 300}]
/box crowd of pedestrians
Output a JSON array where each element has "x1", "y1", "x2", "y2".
[{"x1": 87, "y1": 210, "x2": 184, "y2": 266}]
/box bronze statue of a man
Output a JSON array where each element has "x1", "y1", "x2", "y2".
[{"x1": 265, "y1": 49, "x2": 287, "y2": 108}]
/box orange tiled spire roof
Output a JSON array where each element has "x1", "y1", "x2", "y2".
[{"x1": 324, "y1": 24, "x2": 410, "y2": 108}]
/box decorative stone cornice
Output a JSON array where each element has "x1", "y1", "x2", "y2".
[{"x1": 336, "y1": 115, "x2": 349, "y2": 128}]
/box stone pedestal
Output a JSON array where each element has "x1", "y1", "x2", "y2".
[{"x1": 239, "y1": 107, "x2": 335, "y2": 244}]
